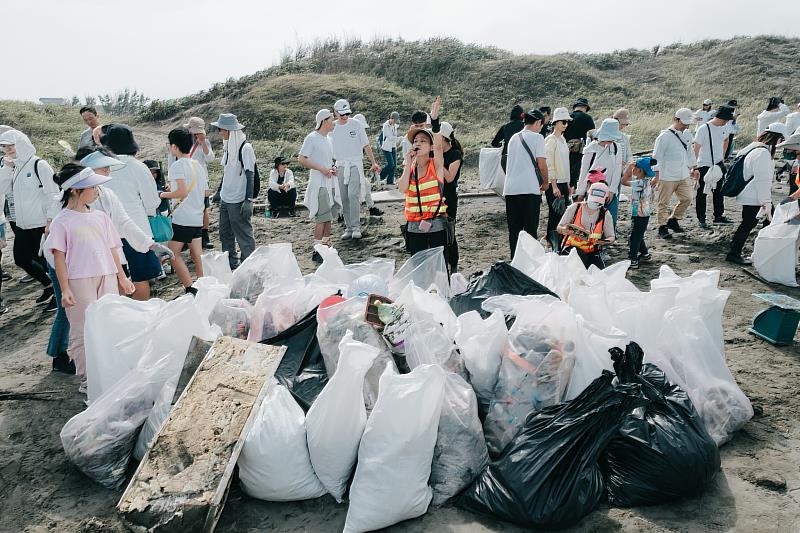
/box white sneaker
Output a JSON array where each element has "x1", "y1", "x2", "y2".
[
  {"x1": 341, "y1": 230, "x2": 353, "y2": 240},
  {"x1": 351, "y1": 230, "x2": 362, "y2": 239},
  {"x1": 78, "y1": 379, "x2": 87, "y2": 394}
]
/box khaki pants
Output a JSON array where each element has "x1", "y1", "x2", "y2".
[
  {"x1": 64, "y1": 274, "x2": 119, "y2": 378},
  {"x1": 656, "y1": 178, "x2": 693, "y2": 226}
]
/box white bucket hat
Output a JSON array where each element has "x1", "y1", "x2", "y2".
[{"x1": 551, "y1": 107, "x2": 572, "y2": 123}]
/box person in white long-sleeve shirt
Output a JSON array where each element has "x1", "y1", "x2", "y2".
[
  {"x1": 785, "y1": 103, "x2": 800, "y2": 135},
  {"x1": 652, "y1": 108, "x2": 698, "y2": 239},
  {"x1": 100, "y1": 124, "x2": 163, "y2": 300},
  {"x1": 0, "y1": 129, "x2": 59, "y2": 305},
  {"x1": 756, "y1": 97, "x2": 791, "y2": 136},
  {"x1": 726, "y1": 122, "x2": 787, "y2": 264},
  {"x1": 379, "y1": 111, "x2": 401, "y2": 184}
]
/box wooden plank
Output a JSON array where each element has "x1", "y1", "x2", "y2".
[{"x1": 116, "y1": 336, "x2": 285, "y2": 532}]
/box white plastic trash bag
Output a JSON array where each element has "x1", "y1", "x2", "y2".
[
  {"x1": 314, "y1": 244, "x2": 395, "y2": 289},
  {"x1": 208, "y1": 298, "x2": 253, "y2": 339},
  {"x1": 230, "y1": 243, "x2": 302, "y2": 303},
  {"x1": 455, "y1": 311, "x2": 508, "y2": 411},
  {"x1": 479, "y1": 146, "x2": 505, "y2": 197},
  {"x1": 405, "y1": 321, "x2": 466, "y2": 379},
  {"x1": 316, "y1": 296, "x2": 398, "y2": 411},
  {"x1": 430, "y1": 373, "x2": 489, "y2": 506},
  {"x1": 201, "y1": 251, "x2": 232, "y2": 286},
  {"x1": 306, "y1": 331, "x2": 380, "y2": 502},
  {"x1": 389, "y1": 246, "x2": 451, "y2": 299},
  {"x1": 238, "y1": 380, "x2": 327, "y2": 502},
  {"x1": 649, "y1": 307, "x2": 754, "y2": 446},
  {"x1": 193, "y1": 276, "x2": 231, "y2": 321},
  {"x1": 563, "y1": 315, "x2": 627, "y2": 401},
  {"x1": 133, "y1": 378, "x2": 177, "y2": 461},
  {"x1": 753, "y1": 201, "x2": 800, "y2": 287},
  {"x1": 344, "y1": 364, "x2": 446, "y2": 532},
  {"x1": 395, "y1": 281, "x2": 458, "y2": 341},
  {"x1": 61, "y1": 353, "x2": 177, "y2": 489},
  {"x1": 510, "y1": 230, "x2": 546, "y2": 278},
  {"x1": 84, "y1": 295, "x2": 166, "y2": 403},
  {"x1": 484, "y1": 298, "x2": 577, "y2": 456}
]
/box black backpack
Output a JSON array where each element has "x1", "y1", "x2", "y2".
[
  {"x1": 237, "y1": 142, "x2": 261, "y2": 198},
  {"x1": 720, "y1": 145, "x2": 769, "y2": 197}
]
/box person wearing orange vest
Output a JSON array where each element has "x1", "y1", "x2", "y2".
[
  {"x1": 557, "y1": 181, "x2": 615, "y2": 269},
  {"x1": 398, "y1": 97, "x2": 449, "y2": 258}
]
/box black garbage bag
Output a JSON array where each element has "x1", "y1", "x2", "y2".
[
  {"x1": 448, "y1": 262, "x2": 558, "y2": 318},
  {"x1": 264, "y1": 307, "x2": 328, "y2": 411},
  {"x1": 602, "y1": 342, "x2": 720, "y2": 507},
  {"x1": 460, "y1": 371, "x2": 646, "y2": 529}
]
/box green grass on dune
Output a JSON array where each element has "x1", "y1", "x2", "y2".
[{"x1": 2, "y1": 35, "x2": 799, "y2": 186}]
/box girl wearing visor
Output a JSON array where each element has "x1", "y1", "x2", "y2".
[{"x1": 45, "y1": 168, "x2": 135, "y2": 393}]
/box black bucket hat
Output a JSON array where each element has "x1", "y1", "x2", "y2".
[{"x1": 573, "y1": 97, "x2": 591, "y2": 111}]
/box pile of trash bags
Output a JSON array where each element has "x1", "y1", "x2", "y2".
[{"x1": 63, "y1": 237, "x2": 753, "y2": 531}]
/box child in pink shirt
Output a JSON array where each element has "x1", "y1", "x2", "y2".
[{"x1": 45, "y1": 168, "x2": 135, "y2": 392}]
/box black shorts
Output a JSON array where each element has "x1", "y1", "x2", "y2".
[{"x1": 171, "y1": 223, "x2": 203, "y2": 244}]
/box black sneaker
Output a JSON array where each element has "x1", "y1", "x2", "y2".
[
  {"x1": 629, "y1": 259, "x2": 640, "y2": 269},
  {"x1": 52, "y1": 352, "x2": 76, "y2": 374},
  {"x1": 698, "y1": 220, "x2": 710, "y2": 229},
  {"x1": 36, "y1": 285, "x2": 54, "y2": 305},
  {"x1": 638, "y1": 252, "x2": 652, "y2": 262},
  {"x1": 202, "y1": 229, "x2": 214, "y2": 249},
  {"x1": 289, "y1": 209, "x2": 297, "y2": 217},
  {"x1": 725, "y1": 253, "x2": 751, "y2": 266},
  {"x1": 658, "y1": 226, "x2": 672, "y2": 240},
  {"x1": 312, "y1": 251, "x2": 323, "y2": 264},
  {"x1": 0, "y1": 299, "x2": 7, "y2": 315},
  {"x1": 714, "y1": 216, "x2": 734, "y2": 225},
  {"x1": 369, "y1": 206, "x2": 384, "y2": 216},
  {"x1": 666, "y1": 218, "x2": 685, "y2": 233},
  {"x1": 1, "y1": 271, "x2": 10, "y2": 282},
  {"x1": 42, "y1": 297, "x2": 57, "y2": 313}
]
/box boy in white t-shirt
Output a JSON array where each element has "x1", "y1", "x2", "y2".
[{"x1": 160, "y1": 128, "x2": 209, "y2": 293}]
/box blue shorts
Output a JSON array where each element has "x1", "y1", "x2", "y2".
[{"x1": 122, "y1": 239, "x2": 161, "y2": 282}]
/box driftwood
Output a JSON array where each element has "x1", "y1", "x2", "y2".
[{"x1": 117, "y1": 336, "x2": 285, "y2": 532}]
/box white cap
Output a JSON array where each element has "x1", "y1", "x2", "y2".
[
  {"x1": 439, "y1": 121, "x2": 454, "y2": 139},
  {"x1": 703, "y1": 99, "x2": 713, "y2": 105},
  {"x1": 763, "y1": 122, "x2": 787, "y2": 137},
  {"x1": 675, "y1": 108, "x2": 694, "y2": 126},
  {"x1": 333, "y1": 99, "x2": 351, "y2": 115},
  {"x1": 315, "y1": 109, "x2": 333, "y2": 130}
]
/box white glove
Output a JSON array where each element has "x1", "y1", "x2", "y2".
[{"x1": 150, "y1": 242, "x2": 175, "y2": 260}]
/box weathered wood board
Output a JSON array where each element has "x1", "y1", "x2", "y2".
[{"x1": 117, "y1": 336, "x2": 285, "y2": 532}]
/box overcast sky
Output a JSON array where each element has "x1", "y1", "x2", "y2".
[{"x1": 5, "y1": 0, "x2": 799, "y2": 102}]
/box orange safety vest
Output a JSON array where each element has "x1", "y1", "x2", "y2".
[
  {"x1": 405, "y1": 159, "x2": 447, "y2": 222},
  {"x1": 562, "y1": 204, "x2": 605, "y2": 253}
]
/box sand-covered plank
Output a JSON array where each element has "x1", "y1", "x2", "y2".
[{"x1": 117, "y1": 336, "x2": 285, "y2": 532}]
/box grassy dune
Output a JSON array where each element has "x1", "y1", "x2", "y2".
[{"x1": 2, "y1": 35, "x2": 798, "y2": 182}]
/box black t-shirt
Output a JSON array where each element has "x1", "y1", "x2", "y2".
[
  {"x1": 492, "y1": 120, "x2": 525, "y2": 155},
  {"x1": 443, "y1": 148, "x2": 463, "y2": 218},
  {"x1": 564, "y1": 111, "x2": 595, "y2": 142}
]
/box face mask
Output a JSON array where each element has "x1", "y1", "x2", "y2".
[{"x1": 588, "y1": 201, "x2": 603, "y2": 210}]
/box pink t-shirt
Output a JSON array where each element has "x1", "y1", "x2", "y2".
[{"x1": 45, "y1": 209, "x2": 122, "y2": 280}]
